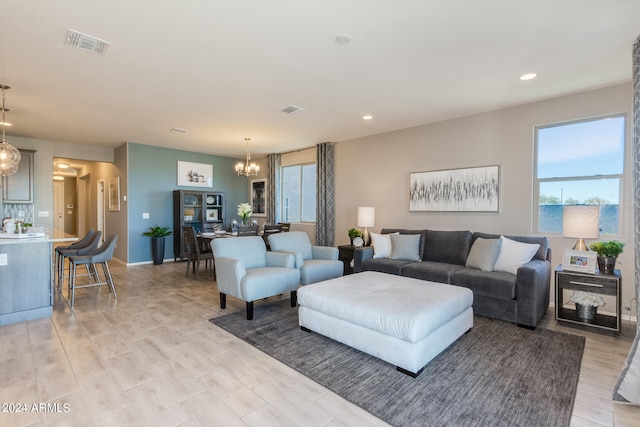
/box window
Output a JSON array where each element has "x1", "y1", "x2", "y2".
[
  {"x1": 535, "y1": 115, "x2": 625, "y2": 236},
  {"x1": 282, "y1": 163, "x2": 316, "y2": 223}
]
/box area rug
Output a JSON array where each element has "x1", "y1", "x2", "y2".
[{"x1": 210, "y1": 301, "x2": 585, "y2": 427}]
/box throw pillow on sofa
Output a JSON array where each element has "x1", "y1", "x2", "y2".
[
  {"x1": 493, "y1": 236, "x2": 540, "y2": 275},
  {"x1": 371, "y1": 232, "x2": 398, "y2": 258},
  {"x1": 389, "y1": 233, "x2": 421, "y2": 261},
  {"x1": 465, "y1": 237, "x2": 502, "y2": 271}
]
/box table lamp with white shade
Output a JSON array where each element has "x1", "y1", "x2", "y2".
[
  {"x1": 562, "y1": 205, "x2": 600, "y2": 251},
  {"x1": 357, "y1": 207, "x2": 375, "y2": 247}
]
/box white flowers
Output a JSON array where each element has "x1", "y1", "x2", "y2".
[
  {"x1": 570, "y1": 290, "x2": 605, "y2": 307},
  {"x1": 237, "y1": 203, "x2": 252, "y2": 222}
]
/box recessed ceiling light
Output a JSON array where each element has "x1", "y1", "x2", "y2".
[
  {"x1": 363, "y1": 115, "x2": 373, "y2": 120},
  {"x1": 520, "y1": 73, "x2": 537, "y2": 81},
  {"x1": 0, "y1": 121, "x2": 11, "y2": 126},
  {"x1": 57, "y1": 163, "x2": 69, "y2": 169},
  {"x1": 336, "y1": 34, "x2": 352, "y2": 45}
]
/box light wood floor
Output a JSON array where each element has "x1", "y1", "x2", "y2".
[{"x1": 1, "y1": 259, "x2": 638, "y2": 427}]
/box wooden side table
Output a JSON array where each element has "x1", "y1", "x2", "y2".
[
  {"x1": 338, "y1": 245, "x2": 356, "y2": 275},
  {"x1": 555, "y1": 266, "x2": 621, "y2": 334}
]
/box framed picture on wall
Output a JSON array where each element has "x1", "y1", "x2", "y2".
[
  {"x1": 177, "y1": 161, "x2": 213, "y2": 187},
  {"x1": 109, "y1": 177, "x2": 120, "y2": 211},
  {"x1": 251, "y1": 178, "x2": 267, "y2": 217},
  {"x1": 409, "y1": 165, "x2": 499, "y2": 212}
]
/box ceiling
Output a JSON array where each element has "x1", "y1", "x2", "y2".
[{"x1": 1, "y1": 1, "x2": 639, "y2": 159}]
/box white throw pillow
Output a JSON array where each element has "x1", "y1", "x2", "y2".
[
  {"x1": 493, "y1": 236, "x2": 540, "y2": 275},
  {"x1": 369, "y1": 233, "x2": 398, "y2": 258},
  {"x1": 465, "y1": 238, "x2": 502, "y2": 272},
  {"x1": 371, "y1": 232, "x2": 397, "y2": 259}
]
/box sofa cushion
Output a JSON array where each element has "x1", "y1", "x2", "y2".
[
  {"x1": 465, "y1": 238, "x2": 502, "y2": 271},
  {"x1": 371, "y1": 232, "x2": 397, "y2": 258},
  {"x1": 389, "y1": 234, "x2": 421, "y2": 261},
  {"x1": 493, "y1": 237, "x2": 539, "y2": 275},
  {"x1": 361, "y1": 258, "x2": 413, "y2": 275},
  {"x1": 381, "y1": 229, "x2": 428, "y2": 259},
  {"x1": 451, "y1": 268, "x2": 517, "y2": 300},
  {"x1": 401, "y1": 261, "x2": 465, "y2": 284},
  {"x1": 423, "y1": 230, "x2": 472, "y2": 265},
  {"x1": 472, "y1": 232, "x2": 549, "y2": 261}
]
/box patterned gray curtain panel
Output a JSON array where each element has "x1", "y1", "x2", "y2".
[
  {"x1": 613, "y1": 35, "x2": 640, "y2": 404},
  {"x1": 266, "y1": 153, "x2": 281, "y2": 225},
  {"x1": 316, "y1": 142, "x2": 335, "y2": 246}
]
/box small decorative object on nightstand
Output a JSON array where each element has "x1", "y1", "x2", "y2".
[
  {"x1": 555, "y1": 266, "x2": 621, "y2": 334},
  {"x1": 338, "y1": 245, "x2": 356, "y2": 275}
]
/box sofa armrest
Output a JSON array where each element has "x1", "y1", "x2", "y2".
[
  {"x1": 311, "y1": 246, "x2": 339, "y2": 260},
  {"x1": 266, "y1": 251, "x2": 295, "y2": 268},
  {"x1": 515, "y1": 259, "x2": 552, "y2": 328},
  {"x1": 353, "y1": 247, "x2": 374, "y2": 273},
  {"x1": 214, "y1": 257, "x2": 246, "y2": 298}
]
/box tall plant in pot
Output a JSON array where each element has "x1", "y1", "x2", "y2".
[
  {"x1": 143, "y1": 226, "x2": 172, "y2": 265},
  {"x1": 589, "y1": 240, "x2": 624, "y2": 274}
]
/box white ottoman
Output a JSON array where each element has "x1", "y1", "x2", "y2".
[{"x1": 297, "y1": 271, "x2": 473, "y2": 376}]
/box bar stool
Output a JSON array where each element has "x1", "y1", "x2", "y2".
[
  {"x1": 54, "y1": 229, "x2": 96, "y2": 290},
  {"x1": 57, "y1": 231, "x2": 102, "y2": 292},
  {"x1": 68, "y1": 234, "x2": 118, "y2": 307}
]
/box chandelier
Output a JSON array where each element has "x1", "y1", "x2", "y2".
[
  {"x1": 235, "y1": 137, "x2": 259, "y2": 177},
  {"x1": 0, "y1": 84, "x2": 21, "y2": 177}
]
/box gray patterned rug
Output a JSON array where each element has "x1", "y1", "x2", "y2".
[{"x1": 210, "y1": 300, "x2": 585, "y2": 427}]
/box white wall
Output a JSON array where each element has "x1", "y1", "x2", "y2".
[{"x1": 335, "y1": 83, "x2": 635, "y2": 309}]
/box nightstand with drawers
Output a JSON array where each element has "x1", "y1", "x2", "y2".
[{"x1": 555, "y1": 266, "x2": 621, "y2": 334}]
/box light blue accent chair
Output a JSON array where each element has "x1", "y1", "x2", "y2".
[
  {"x1": 267, "y1": 231, "x2": 343, "y2": 285},
  {"x1": 211, "y1": 236, "x2": 300, "y2": 320}
]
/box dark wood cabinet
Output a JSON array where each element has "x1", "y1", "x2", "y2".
[
  {"x1": 2, "y1": 149, "x2": 35, "y2": 203},
  {"x1": 173, "y1": 190, "x2": 224, "y2": 261},
  {"x1": 338, "y1": 245, "x2": 356, "y2": 275},
  {"x1": 555, "y1": 266, "x2": 621, "y2": 334}
]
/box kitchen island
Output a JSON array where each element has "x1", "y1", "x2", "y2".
[{"x1": 0, "y1": 235, "x2": 76, "y2": 325}]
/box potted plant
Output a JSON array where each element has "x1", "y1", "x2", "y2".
[
  {"x1": 347, "y1": 228, "x2": 362, "y2": 245},
  {"x1": 589, "y1": 240, "x2": 624, "y2": 274},
  {"x1": 237, "y1": 203, "x2": 252, "y2": 226},
  {"x1": 569, "y1": 290, "x2": 605, "y2": 322},
  {"x1": 143, "y1": 226, "x2": 172, "y2": 265}
]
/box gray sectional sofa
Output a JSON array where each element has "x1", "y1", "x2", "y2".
[{"x1": 353, "y1": 229, "x2": 551, "y2": 328}]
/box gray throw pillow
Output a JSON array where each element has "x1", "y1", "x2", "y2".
[
  {"x1": 389, "y1": 234, "x2": 421, "y2": 261},
  {"x1": 465, "y1": 238, "x2": 502, "y2": 272}
]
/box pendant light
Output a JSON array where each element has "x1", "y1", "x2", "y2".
[
  {"x1": 0, "y1": 84, "x2": 21, "y2": 176},
  {"x1": 235, "y1": 138, "x2": 259, "y2": 177}
]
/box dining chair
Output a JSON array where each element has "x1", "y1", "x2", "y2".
[
  {"x1": 183, "y1": 226, "x2": 214, "y2": 279},
  {"x1": 278, "y1": 222, "x2": 291, "y2": 232},
  {"x1": 68, "y1": 234, "x2": 118, "y2": 306}
]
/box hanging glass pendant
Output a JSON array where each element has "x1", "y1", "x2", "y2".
[{"x1": 0, "y1": 84, "x2": 21, "y2": 177}]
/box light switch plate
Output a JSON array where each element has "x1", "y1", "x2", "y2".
[
  {"x1": 142, "y1": 213, "x2": 150, "y2": 219},
  {"x1": 0, "y1": 253, "x2": 7, "y2": 266}
]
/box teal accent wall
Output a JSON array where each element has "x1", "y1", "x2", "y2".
[{"x1": 127, "y1": 142, "x2": 247, "y2": 263}]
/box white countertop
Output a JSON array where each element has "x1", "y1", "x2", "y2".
[{"x1": 0, "y1": 233, "x2": 77, "y2": 244}]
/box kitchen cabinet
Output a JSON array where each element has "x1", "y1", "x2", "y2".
[{"x1": 2, "y1": 149, "x2": 35, "y2": 203}]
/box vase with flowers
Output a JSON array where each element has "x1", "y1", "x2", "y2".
[
  {"x1": 570, "y1": 290, "x2": 605, "y2": 322},
  {"x1": 237, "y1": 203, "x2": 252, "y2": 226}
]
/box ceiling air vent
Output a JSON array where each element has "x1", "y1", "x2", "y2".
[
  {"x1": 281, "y1": 105, "x2": 306, "y2": 114},
  {"x1": 66, "y1": 29, "x2": 111, "y2": 55}
]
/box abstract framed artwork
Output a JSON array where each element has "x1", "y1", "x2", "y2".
[
  {"x1": 409, "y1": 165, "x2": 499, "y2": 212},
  {"x1": 108, "y1": 177, "x2": 120, "y2": 211},
  {"x1": 177, "y1": 161, "x2": 213, "y2": 187},
  {"x1": 251, "y1": 178, "x2": 267, "y2": 217}
]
